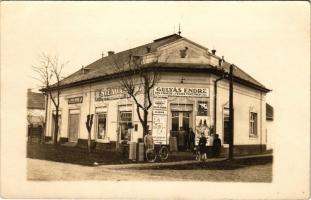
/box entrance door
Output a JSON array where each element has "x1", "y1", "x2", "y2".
[
  {"x1": 223, "y1": 108, "x2": 230, "y2": 144},
  {"x1": 68, "y1": 110, "x2": 80, "y2": 142},
  {"x1": 171, "y1": 111, "x2": 191, "y2": 150},
  {"x1": 171, "y1": 111, "x2": 191, "y2": 131}
]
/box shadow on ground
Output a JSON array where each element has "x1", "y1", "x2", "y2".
[
  {"x1": 133, "y1": 156, "x2": 273, "y2": 170},
  {"x1": 27, "y1": 143, "x2": 196, "y2": 166}
]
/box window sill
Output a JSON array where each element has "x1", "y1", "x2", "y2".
[{"x1": 249, "y1": 135, "x2": 258, "y2": 139}]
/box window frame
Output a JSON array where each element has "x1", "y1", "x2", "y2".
[
  {"x1": 119, "y1": 110, "x2": 133, "y2": 142},
  {"x1": 197, "y1": 100, "x2": 209, "y2": 116},
  {"x1": 96, "y1": 112, "x2": 107, "y2": 141},
  {"x1": 249, "y1": 112, "x2": 258, "y2": 137}
]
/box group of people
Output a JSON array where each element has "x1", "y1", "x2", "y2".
[
  {"x1": 178, "y1": 127, "x2": 196, "y2": 151},
  {"x1": 197, "y1": 132, "x2": 221, "y2": 160},
  {"x1": 144, "y1": 129, "x2": 222, "y2": 160}
]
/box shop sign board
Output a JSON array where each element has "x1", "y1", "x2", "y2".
[
  {"x1": 68, "y1": 96, "x2": 83, "y2": 104},
  {"x1": 154, "y1": 86, "x2": 209, "y2": 98},
  {"x1": 153, "y1": 110, "x2": 167, "y2": 115},
  {"x1": 95, "y1": 88, "x2": 129, "y2": 101}
]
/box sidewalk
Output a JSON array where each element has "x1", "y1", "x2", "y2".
[{"x1": 101, "y1": 153, "x2": 273, "y2": 169}]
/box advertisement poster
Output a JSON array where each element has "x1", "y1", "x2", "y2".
[
  {"x1": 152, "y1": 115, "x2": 167, "y2": 144},
  {"x1": 195, "y1": 116, "x2": 211, "y2": 146},
  {"x1": 152, "y1": 98, "x2": 168, "y2": 144}
]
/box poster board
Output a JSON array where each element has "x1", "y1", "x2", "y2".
[
  {"x1": 195, "y1": 116, "x2": 212, "y2": 146},
  {"x1": 152, "y1": 98, "x2": 168, "y2": 145}
]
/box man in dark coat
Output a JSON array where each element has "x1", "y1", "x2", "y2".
[
  {"x1": 198, "y1": 133, "x2": 207, "y2": 160},
  {"x1": 189, "y1": 128, "x2": 195, "y2": 152},
  {"x1": 212, "y1": 134, "x2": 222, "y2": 157}
]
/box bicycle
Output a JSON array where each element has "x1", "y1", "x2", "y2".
[
  {"x1": 145, "y1": 145, "x2": 169, "y2": 162},
  {"x1": 194, "y1": 146, "x2": 201, "y2": 161},
  {"x1": 194, "y1": 146, "x2": 207, "y2": 161}
]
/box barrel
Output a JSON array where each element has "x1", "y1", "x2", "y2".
[
  {"x1": 129, "y1": 142, "x2": 137, "y2": 160},
  {"x1": 169, "y1": 136, "x2": 178, "y2": 152},
  {"x1": 138, "y1": 143, "x2": 144, "y2": 162}
]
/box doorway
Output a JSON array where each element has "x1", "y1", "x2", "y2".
[
  {"x1": 171, "y1": 111, "x2": 192, "y2": 150},
  {"x1": 171, "y1": 111, "x2": 191, "y2": 131},
  {"x1": 68, "y1": 109, "x2": 80, "y2": 142}
]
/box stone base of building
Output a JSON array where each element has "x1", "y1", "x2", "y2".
[
  {"x1": 59, "y1": 137, "x2": 69, "y2": 144},
  {"x1": 45, "y1": 136, "x2": 52, "y2": 142},
  {"x1": 41, "y1": 138, "x2": 267, "y2": 157},
  {"x1": 221, "y1": 144, "x2": 267, "y2": 156},
  {"x1": 77, "y1": 139, "x2": 96, "y2": 149},
  {"x1": 95, "y1": 142, "x2": 117, "y2": 151}
]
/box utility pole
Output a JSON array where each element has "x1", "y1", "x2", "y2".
[{"x1": 228, "y1": 64, "x2": 234, "y2": 160}]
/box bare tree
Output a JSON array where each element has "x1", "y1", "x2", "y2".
[
  {"x1": 111, "y1": 53, "x2": 161, "y2": 143},
  {"x1": 32, "y1": 53, "x2": 66, "y2": 145}
]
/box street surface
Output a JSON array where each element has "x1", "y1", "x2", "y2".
[{"x1": 27, "y1": 157, "x2": 272, "y2": 182}]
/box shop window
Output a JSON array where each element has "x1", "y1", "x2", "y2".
[
  {"x1": 97, "y1": 113, "x2": 107, "y2": 139},
  {"x1": 249, "y1": 112, "x2": 258, "y2": 137},
  {"x1": 119, "y1": 111, "x2": 133, "y2": 141},
  {"x1": 197, "y1": 101, "x2": 209, "y2": 116}
]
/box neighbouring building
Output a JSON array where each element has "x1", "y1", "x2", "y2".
[
  {"x1": 27, "y1": 89, "x2": 46, "y2": 143},
  {"x1": 266, "y1": 103, "x2": 274, "y2": 150},
  {"x1": 44, "y1": 33, "x2": 271, "y2": 155}
]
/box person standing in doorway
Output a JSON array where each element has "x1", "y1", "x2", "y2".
[
  {"x1": 189, "y1": 128, "x2": 195, "y2": 152},
  {"x1": 178, "y1": 127, "x2": 185, "y2": 151},
  {"x1": 185, "y1": 127, "x2": 190, "y2": 151},
  {"x1": 212, "y1": 134, "x2": 222, "y2": 157},
  {"x1": 199, "y1": 132, "x2": 207, "y2": 161}
]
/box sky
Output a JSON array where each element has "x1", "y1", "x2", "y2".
[
  {"x1": 0, "y1": 2, "x2": 310, "y2": 198},
  {"x1": 1, "y1": 1, "x2": 309, "y2": 106}
]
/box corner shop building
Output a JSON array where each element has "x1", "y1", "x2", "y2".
[{"x1": 45, "y1": 34, "x2": 271, "y2": 155}]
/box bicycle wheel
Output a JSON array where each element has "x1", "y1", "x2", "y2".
[
  {"x1": 159, "y1": 146, "x2": 169, "y2": 161},
  {"x1": 146, "y1": 149, "x2": 156, "y2": 162}
]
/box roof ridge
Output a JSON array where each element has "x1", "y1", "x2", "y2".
[
  {"x1": 153, "y1": 33, "x2": 182, "y2": 42},
  {"x1": 59, "y1": 34, "x2": 182, "y2": 84}
]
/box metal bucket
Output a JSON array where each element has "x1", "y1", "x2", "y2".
[
  {"x1": 129, "y1": 142, "x2": 137, "y2": 160},
  {"x1": 138, "y1": 143, "x2": 144, "y2": 162}
]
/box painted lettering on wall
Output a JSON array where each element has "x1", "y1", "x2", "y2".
[
  {"x1": 95, "y1": 88, "x2": 129, "y2": 101},
  {"x1": 152, "y1": 98, "x2": 168, "y2": 144},
  {"x1": 154, "y1": 86, "x2": 209, "y2": 97}
]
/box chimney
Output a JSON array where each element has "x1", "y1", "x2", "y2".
[
  {"x1": 218, "y1": 56, "x2": 224, "y2": 67},
  {"x1": 108, "y1": 51, "x2": 115, "y2": 56},
  {"x1": 211, "y1": 49, "x2": 216, "y2": 55}
]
